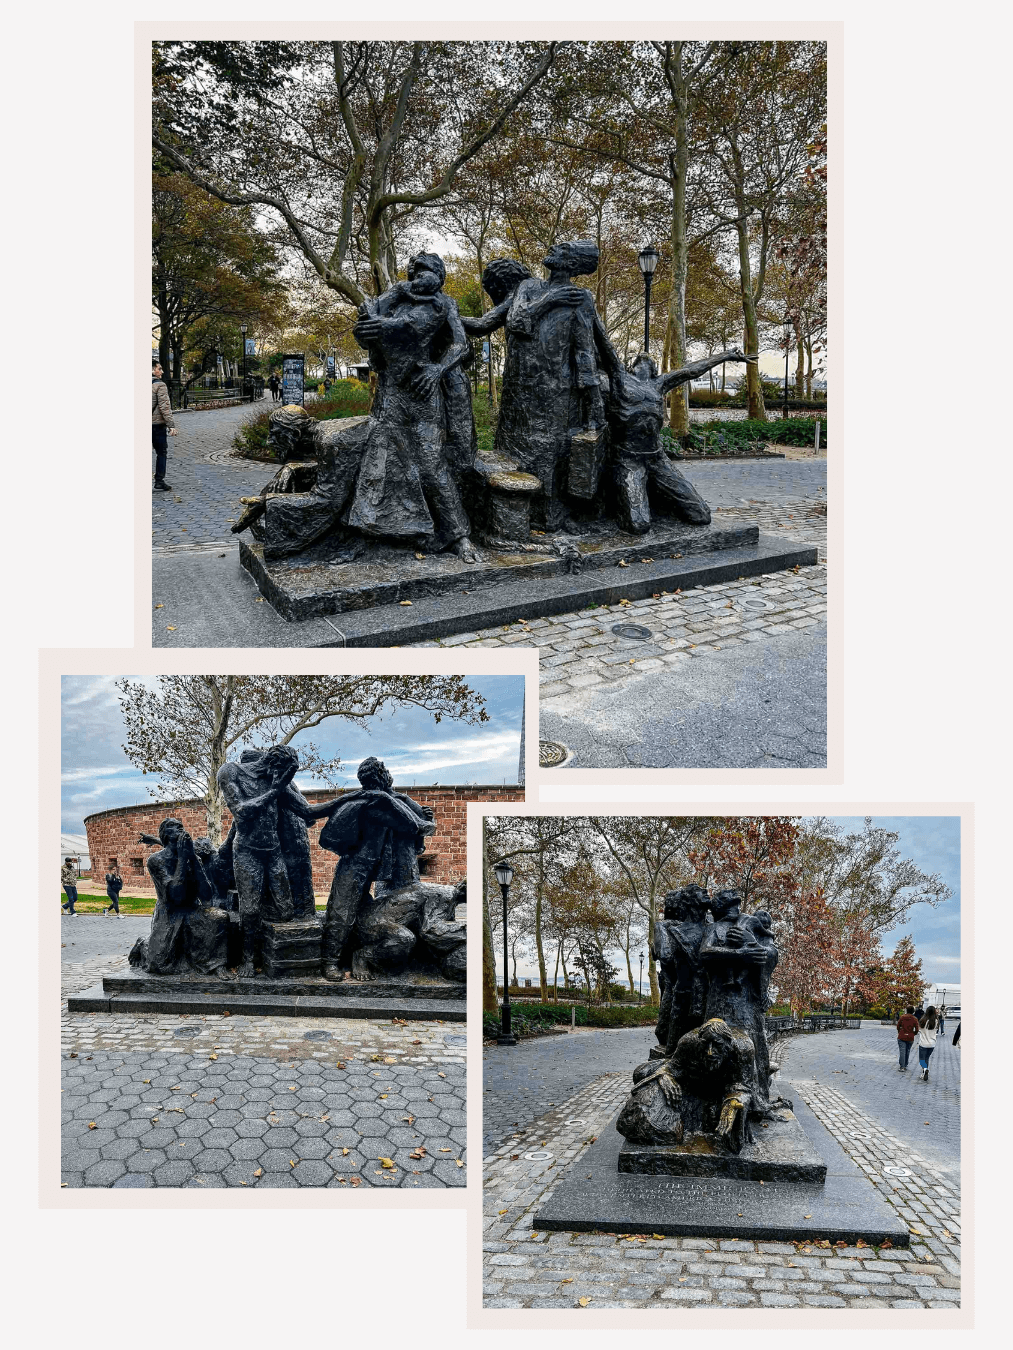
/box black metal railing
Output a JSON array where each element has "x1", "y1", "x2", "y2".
[{"x1": 765, "y1": 1014, "x2": 861, "y2": 1043}]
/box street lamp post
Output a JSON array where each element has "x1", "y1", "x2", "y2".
[
  {"x1": 637, "y1": 245, "x2": 660, "y2": 355},
  {"x1": 638, "y1": 951, "x2": 644, "y2": 1002},
  {"x1": 493, "y1": 860, "x2": 516, "y2": 1045},
  {"x1": 241, "y1": 323, "x2": 248, "y2": 400}
]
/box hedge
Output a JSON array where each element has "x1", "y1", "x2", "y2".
[
  {"x1": 483, "y1": 1002, "x2": 660, "y2": 1039},
  {"x1": 663, "y1": 416, "x2": 827, "y2": 457}
]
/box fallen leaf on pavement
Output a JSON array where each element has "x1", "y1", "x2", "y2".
[
  {"x1": 578, "y1": 1297, "x2": 590, "y2": 1307},
  {"x1": 349, "y1": 1176, "x2": 361, "y2": 1186}
]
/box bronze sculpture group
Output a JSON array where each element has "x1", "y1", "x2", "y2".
[
  {"x1": 128, "y1": 751, "x2": 466, "y2": 985},
  {"x1": 616, "y1": 884, "x2": 787, "y2": 1157},
  {"x1": 233, "y1": 241, "x2": 753, "y2": 563}
]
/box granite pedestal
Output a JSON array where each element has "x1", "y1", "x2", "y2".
[
  {"x1": 618, "y1": 1106, "x2": 827, "y2": 1184},
  {"x1": 533, "y1": 1100, "x2": 908, "y2": 1245},
  {"x1": 68, "y1": 966, "x2": 466, "y2": 1022},
  {"x1": 240, "y1": 522, "x2": 816, "y2": 641}
]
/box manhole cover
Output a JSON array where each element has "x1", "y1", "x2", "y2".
[
  {"x1": 173, "y1": 1026, "x2": 201, "y2": 1039},
  {"x1": 444, "y1": 1034, "x2": 467, "y2": 1045},
  {"x1": 303, "y1": 1030, "x2": 331, "y2": 1041},
  {"x1": 523, "y1": 1150, "x2": 553, "y2": 1161},
  {"x1": 612, "y1": 623, "x2": 652, "y2": 640},
  {"x1": 565, "y1": 1118, "x2": 586, "y2": 1126},
  {"x1": 883, "y1": 1166, "x2": 912, "y2": 1177},
  {"x1": 539, "y1": 740, "x2": 569, "y2": 768},
  {"x1": 742, "y1": 597, "x2": 773, "y2": 611}
]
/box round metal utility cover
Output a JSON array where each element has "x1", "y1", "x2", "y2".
[
  {"x1": 564, "y1": 1118, "x2": 586, "y2": 1126},
  {"x1": 303, "y1": 1029, "x2": 331, "y2": 1041},
  {"x1": 523, "y1": 1150, "x2": 553, "y2": 1161},
  {"x1": 173, "y1": 1025, "x2": 201, "y2": 1039},
  {"x1": 444, "y1": 1034, "x2": 467, "y2": 1046},
  {"x1": 612, "y1": 623, "x2": 652, "y2": 640},
  {"x1": 883, "y1": 1165, "x2": 912, "y2": 1177},
  {"x1": 539, "y1": 740, "x2": 569, "y2": 768},
  {"x1": 741, "y1": 597, "x2": 773, "y2": 610}
]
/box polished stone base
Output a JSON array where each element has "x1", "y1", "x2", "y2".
[
  {"x1": 67, "y1": 965, "x2": 466, "y2": 1021},
  {"x1": 240, "y1": 530, "x2": 816, "y2": 642},
  {"x1": 533, "y1": 1106, "x2": 908, "y2": 1245},
  {"x1": 618, "y1": 1107, "x2": 827, "y2": 1184}
]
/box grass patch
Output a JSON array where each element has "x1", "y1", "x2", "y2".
[{"x1": 61, "y1": 893, "x2": 156, "y2": 914}]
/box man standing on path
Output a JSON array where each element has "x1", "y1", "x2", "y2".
[
  {"x1": 61, "y1": 858, "x2": 79, "y2": 914},
  {"x1": 896, "y1": 1004, "x2": 919, "y2": 1070},
  {"x1": 103, "y1": 864, "x2": 123, "y2": 916},
  {"x1": 151, "y1": 359, "x2": 178, "y2": 491},
  {"x1": 268, "y1": 373, "x2": 280, "y2": 402}
]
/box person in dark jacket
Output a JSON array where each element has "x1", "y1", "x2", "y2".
[
  {"x1": 268, "y1": 374, "x2": 281, "y2": 401},
  {"x1": 152, "y1": 359, "x2": 178, "y2": 490},
  {"x1": 896, "y1": 1005, "x2": 919, "y2": 1070},
  {"x1": 103, "y1": 865, "x2": 124, "y2": 915},
  {"x1": 952, "y1": 1021, "x2": 961, "y2": 1047}
]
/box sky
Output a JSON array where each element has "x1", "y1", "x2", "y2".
[
  {"x1": 506, "y1": 815, "x2": 960, "y2": 995},
  {"x1": 61, "y1": 674, "x2": 524, "y2": 838}
]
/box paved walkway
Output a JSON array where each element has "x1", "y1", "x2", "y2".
[
  {"x1": 60, "y1": 917, "x2": 465, "y2": 1189},
  {"x1": 481, "y1": 1022, "x2": 960, "y2": 1310},
  {"x1": 779, "y1": 1022, "x2": 959, "y2": 1177},
  {"x1": 151, "y1": 403, "x2": 270, "y2": 549},
  {"x1": 483, "y1": 1026, "x2": 656, "y2": 1153}
]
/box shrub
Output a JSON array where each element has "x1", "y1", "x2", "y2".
[
  {"x1": 664, "y1": 416, "x2": 827, "y2": 457},
  {"x1": 688, "y1": 389, "x2": 733, "y2": 407},
  {"x1": 232, "y1": 379, "x2": 372, "y2": 456}
]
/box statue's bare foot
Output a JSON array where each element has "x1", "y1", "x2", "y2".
[
  {"x1": 351, "y1": 959, "x2": 377, "y2": 982},
  {"x1": 452, "y1": 536, "x2": 481, "y2": 564},
  {"x1": 237, "y1": 961, "x2": 255, "y2": 978}
]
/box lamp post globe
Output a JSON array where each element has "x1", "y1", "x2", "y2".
[
  {"x1": 493, "y1": 860, "x2": 516, "y2": 1045},
  {"x1": 637, "y1": 245, "x2": 660, "y2": 355}
]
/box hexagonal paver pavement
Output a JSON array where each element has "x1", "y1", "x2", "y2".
[{"x1": 61, "y1": 1047, "x2": 466, "y2": 1188}]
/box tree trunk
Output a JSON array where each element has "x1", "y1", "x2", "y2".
[
  {"x1": 667, "y1": 187, "x2": 689, "y2": 436},
  {"x1": 646, "y1": 905, "x2": 660, "y2": 1003},
  {"x1": 735, "y1": 215, "x2": 766, "y2": 422},
  {"x1": 552, "y1": 941, "x2": 560, "y2": 1002},
  {"x1": 535, "y1": 839, "x2": 548, "y2": 1001},
  {"x1": 482, "y1": 833, "x2": 499, "y2": 1012},
  {"x1": 625, "y1": 943, "x2": 635, "y2": 994},
  {"x1": 203, "y1": 676, "x2": 234, "y2": 845},
  {"x1": 805, "y1": 336, "x2": 813, "y2": 399},
  {"x1": 795, "y1": 333, "x2": 805, "y2": 398},
  {"x1": 510, "y1": 936, "x2": 518, "y2": 986}
]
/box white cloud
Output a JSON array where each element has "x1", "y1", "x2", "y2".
[{"x1": 61, "y1": 765, "x2": 139, "y2": 784}]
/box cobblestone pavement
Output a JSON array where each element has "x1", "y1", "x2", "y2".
[
  {"x1": 150, "y1": 403, "x2": 269, "y2": 550},
  {"x1": 779, "y1": 1024, "x2": 960, "y2": 1177},
  {"x1": 483, "y1": 1026, "x2": 656, "y2": 1154},
  {"x1": 482, "y1": 1044, "x2": 960, "y2": 1310},
  {"x1": 60, "y1": 919, "x2": 466, "y2": 1189}
]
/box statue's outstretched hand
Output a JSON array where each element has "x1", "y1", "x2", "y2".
[
  {"x1": 409, "y1": 364, "x2": 441, "y2": 399},
  {"x1": 354, "y1": 318, "x2": 385, "y2": 342}
]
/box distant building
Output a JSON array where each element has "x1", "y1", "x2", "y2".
[
  {"x1": 60, "y1": 833, "x2": 91, "y2": 872},
  {"x1": 84, "y1": 783, "x2": 522, "y2": 894}
]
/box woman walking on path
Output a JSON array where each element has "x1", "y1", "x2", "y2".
[
  {"x1": 896, "y1": 1005, "x2": 919, "y2": 1070},
  {"x1": 103, "y1": 866, "x2": 123, "y2": 915},
  {"x1": 917, "y1": 1006, "x2": 939, "y2": 1080},
  {"x1": 61, "y1": 858, "x2": 78, "y2": 914}
]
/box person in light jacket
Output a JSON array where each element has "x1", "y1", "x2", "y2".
[
  {"x1": 61, "y1": 858, "x2": 79, "y2": 914},
  {"x1": 917, "y1": 1006, "x2": 938, "y2": 1081},
  {"x1": 152, "y1": 359, "x2": 178, "y2": 491}
]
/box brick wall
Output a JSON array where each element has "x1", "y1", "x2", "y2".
[{"x1": 84, "y1": 785, "x2": 522, "y2": 895}]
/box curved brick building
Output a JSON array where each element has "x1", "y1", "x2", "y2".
[{"x1": 84, "y1": 783, "x2": 522, "y2": 894}]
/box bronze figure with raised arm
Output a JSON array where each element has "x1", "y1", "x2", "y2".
[{"x1": 596, "y1": 340, "x2": 757, "y2": 534}]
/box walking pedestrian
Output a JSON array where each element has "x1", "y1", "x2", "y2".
[
  {"x1": 896, "y1": 1005, "x2": 919, "y2": 1070},
  {"x1": 269, "y1": 374, "x2": 280, "y2": 402},
  {"x1": 917, "y1": 1005, "x2": 938, "y2": 1080},
  {"x1": 938, "y1": 1003, "x2": 946, "y2": 1036},
  {"x1": 61, "y1": 858, "x2": 79, "y2": 914},
  {"x1": 915, "y1": 1004, "x2": 924, "y2": 1020},
  {"x1": 152, "y1": 359, "x2": 178, "y2": 490},
  {"x1": 103, "y1": 865, "x2": 123, "y2": 916}
]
